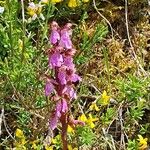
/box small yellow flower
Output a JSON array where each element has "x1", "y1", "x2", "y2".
[
  {"x1": 67, "y1": 125, "x2": 75, "y2": 134},
  {"x1": 45, "y1": 145, "x2": 54, "y2": 150},
  {"x1": 27, "y1": 2, "x2": 42, "y2": 20},
  {"x1": 27, "y1": 3, "x2": 37, "y2": 17},
  {"x1": 138, "y1": 135, "x2": 148, "y2": 150},
  {"x1": 86, "y1": 113, "x2": 98, "y2": 128},
  {"x1": 89, "y1": 102, "x2": 100, "y2": 111},
  {"x1": 78, "y1": 114, "x2": 88, "y2": 122},
  {"x1": 68, "y1": 0, "x2": 78, "y2": 8},
  {"x1": 14, "y1": 139, "x2": 27, "y2": 149},
  {"x1": 78, "y1": 113, "x2": 98, "y2": 128},
  {"x1": 31, "y1": 140, "x2": 39, "y2": 149},
  {"x1": 100, "y1": 90, "x2": 110, "y2": 105},
  {"x1": 15, "y1": 129, "x2": 24, "y2": 138},
  {"x1": 68, "y1": 144, "x2": 78, "y2": 150},
  {"x1": 51, "y1": 134, "x2": 61, "y2": 144},
  {"x1": 51, "y1": 0, "x2": 62, "y2": 3},
  {"x1": 82, "y1": 0, "x2": 89, "y2": 2}
]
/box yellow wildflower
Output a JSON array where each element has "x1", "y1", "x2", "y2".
[
  {"x1": 68, "y1": 0, "x2": 78, "y2": 8},
  {"x1": 32, "y1": 143, "x2": 37, "y2": 149},
  {"x1": 27, "y1": 2, "x2": 37, "y2": 16},
  {"x1": 14, "y1": 138, "x2": 27, "y2": 149},
  {"x1": 31, "y1": 140, "x2": 39, "y2": 149},
  {"x1": 15, "y1": 129, "x2": 25, "y2": 138},
  {"x1": 51, "y1": 134, "x2": 61, "y2": 144},
  {"x1": 82, "y1": 0, "x2": 89, "y2": 2},
  {"x1": 138, "y1": 135, "x2": 148, "y2": 150},
  {"x1": 78, "y1": 114, "x2": 88, "y2": 122},
  {"x1": 67, "y1": 125, "x2": 75, "y2": 134},
  {"x1": 51, "y1": 0, "x2": 62, "y2": 3},
  {"x1": 68, "y1": 144, "x2": 78, "y2": 150},
  {"x1": 78, "y1": 113, "x2": 98, "y2": 128},
  {"x1": 100, "y1": 90, "x2": 110, "y2": 105},
  {"x1": 27, "y1": 2, "x2": 42, "y2": 20},
  {"x1": 86, "y1": 113, "x2": 98, "y2": 128},
  {"x1": 45, "y1": 145, "x2": 54, "y2": 150},
  {"x1": 89, "y1": 102, "x2": 100, "y2": 111}
]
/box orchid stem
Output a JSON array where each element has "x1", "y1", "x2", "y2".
[{"x1": 61, "y1": 113, "x2": 68, "y2": 150}]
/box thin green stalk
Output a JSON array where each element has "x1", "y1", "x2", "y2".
[
  {"x1": 17, "y1": 0, "x2": 26, "y2": 90},
  {"x1": 6, "y1": 0, "x2": 13, "y2": 61},
  {"x1": 103, "y1": 48, "x2": 111, "y2": 94}
]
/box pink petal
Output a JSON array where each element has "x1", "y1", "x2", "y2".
[
  {"x1": 49, "y1": 113, "x2": 58, "y2": 130},
  {"x1": 62, "y1": 99, "x2": 68, "y2": 113},
  {"x1": 64, "y1": 57, "x2": 74, "y2": 69},
  {"x1": 71, "y1": 74, "x2": 82, "y2": 82},
  {"x1": 59, "y1": 30, "x2": 72, "y2": 49},
  {"x1": 50, "y1": 30, "x2": 60, "y2": 45},
  {"x1": 58, "y1": 70, "x2": 67, "y2": 85},
  {"x1": 45, "y1": 81, "x2": 54, "y2": 96},
  {"x1": 49, "y1": 52, "x2": 63, "y2": 68},
  {"x1": 62, "y1": 85, "x2": 77, "y2": 99},
  {"x1": 72, "y1": 120, "x2": 85, "y2": 126},
  {"x1": 56, "y1": 101, "x2": 62, "y2": 118}
]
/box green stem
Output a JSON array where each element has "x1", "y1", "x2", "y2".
[
  {"x1": 17, "y1": 0, "x2": 26, "y2": 90},
  {"x1": 6, "y1": 0, "x2": 13, "y2": 61},
  {"x1": 103, "y1": 48, "x2": 111, "y2": 94}
]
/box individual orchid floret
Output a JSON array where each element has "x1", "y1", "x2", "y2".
[
  {"x1": 50, "y1": 111, "x2": 58, "y2": 130},
  {"x1": 63, "y1": 56, "x2": 75, "y2": 69},
  {"x1": 49, "y1": 52, "x2": 63, "y2": 68},
  {"x1": 59, "y1": 24, "x2": 73, "y2": 49},
  {"x1": 50, "y1": 99, "x2": 68, "y2": 130},
  {"x1": 70, "y1": 73, "x2": 82, "y2": 82},
  {"x1": 45, "y1": 78, "x2": 57, "y2": 96},
  {"x1": 58, "y1": 68, "x2": 67, "y2": 85},
  {"x1": 62, "y1": 85, "x2": 77, "y2": 99},
  {"x1": 50, "y1": 21, "x2": 60, "y2": 45},
  {"x1": 45, "y1": 80, "x2": 54, "y2": 96}
]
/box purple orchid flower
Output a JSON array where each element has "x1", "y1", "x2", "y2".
[
  {"x1": 50, "y1": 112, "x2": 58, "y2": 130},
  {"x1": 63, "y1": 56, "x2": 75, "y2": 69},
  {"x1": 62, "y1": 85, "x2": 77, "y2": 99},
  {"x1": 59, "y1": 29, "x2": 72, "y2": 49},
  {"x1": 58, "y1": 68, "x2": 67, "y2": 85},
  {"x1": 50, "y1": 21, "x2": 60, "y2": 45},
  {"x1": 70, "y1": 73, "x2": 82, "y2": 82},
  {"x1": 45, "y1": 80, "x2": 54, "y2": 96},
  {"x1": 61, "y1": 99, "x2": 68, "y2": 113},
  {"x1": 49, "y1": 52, "x2": 63, "y2": 68},
  {"x1": 49, "y1": 99, "x2": 68, "y2": 130},
  {"x1": 50, "y1": 30, "x2": 60, "y2": 45}
]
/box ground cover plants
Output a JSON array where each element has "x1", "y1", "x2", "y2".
[{"x1": 0, "y1": 0, "x2": 150, "y2": 149}]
